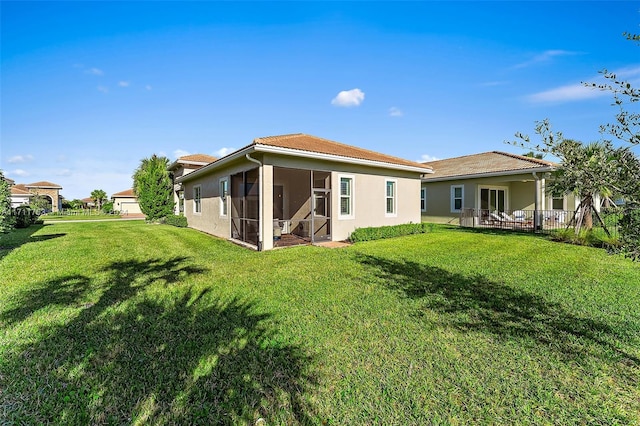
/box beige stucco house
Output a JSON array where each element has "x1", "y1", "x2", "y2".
[
  {"x1": 111, "y1": 189, "x2": 142, "y2": 214},
  {"x1": 177, "y1": 133, "x2": 432, "y2": 250},
  {"x1": 9, "y1": 181, "x2": 63, "y2": 212},
  {"x1": 420, "y1": 151, "x2": 578, "y2": 227},
  {"x1": 168, "y1": 154, "x2": 217, "y2": 216}
]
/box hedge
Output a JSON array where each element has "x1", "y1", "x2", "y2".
[
  {"x1": 349, "y1": 222, "x2": 431, "y2": 243},
  {"x1": 163, "y1": 214, "x2": 188, "y2": 228}
]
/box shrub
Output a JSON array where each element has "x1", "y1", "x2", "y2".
[
  {"x1": 349, "y1": 222, "x2": 430, "y2": 243},
  {"x1": 163, "y1": 214, "x2": 188, "y2": 228},
  {"x1": 548, "y1": 227, "x2": 619, "y2": 249},
  {"x1": 101, "y1": 201, "x2": 114, "y2": 214},
  {"x1": 14, "y1": 206, "x2": 37, "y2": 228},
  {"x1": 618, "y1": 205, "x2": 640, "y2": 261}
]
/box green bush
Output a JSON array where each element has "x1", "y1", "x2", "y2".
[
  {"x1": 14, "y1": 206, "x2": 38, "y2": 228},
  {"x1": 618, "y1": 205, "x2": 640, "y2": 261},
  {"x1": 101, "y1": 201, "x2": 114, "y2": 214},
  {"x1": 548, "y1": 227, "x2": 618, "y2": 249},
  {"x1": 163, "y1": 214, "x2": 188, "y2": 228},
  {"x1": 349, "y1": 222, "x2": 430, "y2": 243}
]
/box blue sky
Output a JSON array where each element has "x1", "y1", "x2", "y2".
[{"x1": 2, "y1": 1, "x2": 639, "y2": 200}]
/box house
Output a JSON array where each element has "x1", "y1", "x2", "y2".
[
  {"x1": 111, "y1": 189, "x2": 142, "y2": 214},
  {"x1": 176, "y1": 133, "x2": 432, "y2": 250},
  {"x1": 168, "y1": 154, "x2": 217, "y2": 215},
  {"x1": 9, "y1": 181, "x2": 63, "y2": 212},
  {"x1": 420, "y1": 151, "x2": 578, "y2": 227}
]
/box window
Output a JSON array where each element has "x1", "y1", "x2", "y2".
[
  {"x1": 385, "y1": 179, "x2": 397, "y2": 216},
  {"x1": 178, "y1": 191, "x2": 184, "y2": 215},
  {"x1": 339, "y1": 175, "x2": 354, "y2": 218},
  {"x1": 552, "y1": 196, "x2": 564, "y2": 210},
  {"x1": 219, "y1": 178, "x2": 228, "y2": 216},
  {"x1": 451, "y1": 185, "x2": 464, "y2": 212},
  {"x1": 480, "y1": 188, "x2": 506, "y2": 212},
  {"x1": 420, "y1": 187, "x2": 427, "y2": 212},
  {"x1": 193, "y1": 185, "x2": 201, "y2": 213}
]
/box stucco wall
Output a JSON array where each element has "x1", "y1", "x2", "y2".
[
  {"x1": 113, "y1": 197, "x2": 142, "y2": 214},
  {"x1": 180, "y1": 152, "x2": 423, "y2": 249}
]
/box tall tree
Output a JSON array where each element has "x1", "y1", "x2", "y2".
[
  {"x1": 132, "y1": 154, "x2": 174, "y2": 221},
  {"x1": 0, "y1": 171, "x2": 15, "y2": 232},
  {"x1": 90, "y1": 189, "x2": 107, "y2": 210}
]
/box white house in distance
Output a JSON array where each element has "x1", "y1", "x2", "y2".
[
  {"x1": 111, "y1": 189, "x2": 142, "y2": 215},
  {"x1": 9, "y1": 181, "x2": 63, "y2": 211},
  {"x1": 176, "y1": 133, "x2": 432, "y2": 250}
]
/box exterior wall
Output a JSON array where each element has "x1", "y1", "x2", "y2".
[
  {"x1": 181, "y1": 152, "x2": 423, "y2": 249},
  {"x1": 182, "y1": 158, "x2": 256, "y2": 240},
  {"x1": 11, "y1": 195, "x2": 31, "y2": 208},
  {"x1": 113, "y1": 197, "x2": 142, "y2": 214},
  {"x1": 421, "y1": 174, "x2": 541, "y2": 224}
]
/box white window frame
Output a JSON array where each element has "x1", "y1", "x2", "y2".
[
  {"x1": 193, "y1": 185, "x2": 202, "y2": 214},
  {"x1": 478, "y1": 185, "x2": 509, "y2": 212},
  {"x1": 219, "y1": 177, "x2": 228, "y2": 217},
  {"x1": 451, "y1": 185, "x2": 464, "y2": 213},
  {"x1": 420, "y1": 187, "x2": 427, "y2": 212},
  {"x1": 338, "y1": 174, "x2": 355, "y2": 219},
  {"x1": 548, "y1": 195, "x2": 565, "y2": 211},
  {"x1": 385, "y1": 179, "x2": 397, "y2": 217}
]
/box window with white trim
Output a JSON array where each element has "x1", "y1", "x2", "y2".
[
  {"x1": 339, "y1": 175, "x2": 354, "y2": 218},
  {"x1": 385, "y1": 179, "x2": 397, "y2": 216},
  {"x1": 551, "y1": 196, "x2": 564, "y2": 210},
  {"x1": 451, "y1": 185, "x2": 464, "y2": 213},
  {"x1": 219, "y1": 177, "x2": 228, "y2": 216},
  {"x1": 420, "y1": 187, "x2": 427, "y2": 212},
  {"x1": 193, "y1": 185, "x2": 201, "y2": 213}
]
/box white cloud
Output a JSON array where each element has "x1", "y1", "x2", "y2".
[
  {"x1": 331, "y1": 88, "x2": 365, "y2": 107},
  {"x1": 526, "y1": 83, "x2": 608, "y2": 103},
  {"x1": 514, "y1": 50, "x2": 579, "y2": 69},
  {"x1": 56, "y1": 155, "x2": 67, "y2": 163},
  {"x1": 118, "y1": 81, "x2": 130, "y2": 87},
  {"x1": 86, "y1": 67, "x2": 104, "y2": 76},
  {"x1": 214, "y1": 147, "x2": 235, "y2": 158},
  {"x1": 389, "y1": 107, "x2": 403, "y2": 117},
  {"x1": 97, "y1": 86, "x2": 109, "y2": 93},
  {"x1": 145, "y1": 85, "x2": 152, "y2": 91},
  {"x1": 8, "y1": 154, "x2": 34, "y2": 164},
  {"x1": 419, "y1": 154, "x2": 440, "y2": 163},
  {"x1": 7, "y1": 169, "x2": 30, "y2": 177},
  {"x1": 173, "y1": 149, "x2": 191, "y2": 159}
]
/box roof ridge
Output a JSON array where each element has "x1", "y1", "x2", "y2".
[{"x1": 492, "y1": 150, "x2": 556, "y2": 166}]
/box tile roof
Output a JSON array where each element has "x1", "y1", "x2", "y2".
[
  {"x1": 251, "y1": 133, "x2": 431, "y2": 170},
  {"x1": 423, "y1": 151, "x2": 556, "y2": 180},
  {"x1": 10, "y1": 186, "x2": 32, "y2": 196},
  {"x1": 25, "y1": 181, "x2": 63, "y2": 189},
  {"x1": 178, "y1": 154, "x2": 217, "y2": 164},
  {"x1": 111, "y1": 189, "x2": 136, "y2": 198}
]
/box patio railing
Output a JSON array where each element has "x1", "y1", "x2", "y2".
[{"x1": 460, "y1": 208, "x2": 622, "y2": 238}]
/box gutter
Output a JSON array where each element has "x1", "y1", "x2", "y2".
[{"x1": 421, "y1": 166, "x2": 556, "y2": 182}]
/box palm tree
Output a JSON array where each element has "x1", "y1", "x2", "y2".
[{"x1": 90, "y1": 189, "x2": 107, "y2": 211}]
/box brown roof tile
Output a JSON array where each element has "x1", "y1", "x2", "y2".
[
  {"x1": 251, "y1": 133, "x2": 430, "y2": 170},
  {"x1": 179, "y1": 154, "x2": 217, "y2": 164},
  {"x1": 10, "y1": 186, "x2": 32, "y2": 196},
  {"x1": 25, "y1": 181, "x2": 63, "y2": 189},
  {"x1": 423, "y1": 151, "x2": 556, "y2": 180},
  {"x1": 111, "y1": 189, "x2": 136, "y2": 197}
]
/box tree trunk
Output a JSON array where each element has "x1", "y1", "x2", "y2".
[{"x1": 583, "y1": 196, "x2": 593, "y2": 230}]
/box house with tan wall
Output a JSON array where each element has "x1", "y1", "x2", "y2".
[
  {"x1": 420, "y1": 151, "x2": 578, "y2": 227},
  {"x1": 177, "y1": 134, "x2": 432, "y2": 250},
  {"x1": 111, "y1": 189, "x2": 142, "y2": 215},
  {"x1": 168, "y1": 154, "x2": 217, "y2": 216}
]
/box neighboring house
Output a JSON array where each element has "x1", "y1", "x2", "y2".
[
  {"x1": 420, "y1": 151, "x2": 578, "y2": 226},
  {"x1": 9, "y1": 181, "x2": 63, "y2": 212},
  {"x1": 111, "y1": 189, "x2": 142, "y2": 214},
  {"x1": 176, "y1": 133, "x2": 432, "y2": 250},
  {"x1": 81, "y1": 197, "x2": 96, "y2": 208},
  {"x1": 9, "y1": 185, "x2": 33, "y2": 208},
  {"x1": 168, "y1": 154, "x2": 217, "y2": 216}
]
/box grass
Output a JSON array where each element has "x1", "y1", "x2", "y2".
[
  {"x1": 42, "y1": 213, "x2": 124, "y2": 221},
  {"x1": 1, "y1": 222, "x2": 638, "y2": 424}
]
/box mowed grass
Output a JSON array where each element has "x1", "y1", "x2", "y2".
[{"x1": 0, "y1": 222, "x2": 638, "y2": 425}]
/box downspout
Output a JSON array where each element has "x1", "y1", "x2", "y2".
[{"x1": 245, "y1": 153, "x2": 264, "y2": 251}]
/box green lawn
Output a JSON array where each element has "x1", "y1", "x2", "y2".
[
  {"x1": 42, "y1": 213, "x2": 124, "y2": 221},
  {"x1": 1, "y1": 222, "x2": 638, "y2": 424}
]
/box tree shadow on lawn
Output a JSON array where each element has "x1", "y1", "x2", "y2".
[
  {"x1": 356, "y1": 253, "x2": 638, "y2": 366},
  {"x1": 2, "y1": 257, "x2": 317, "y2": 425},
  {"x1": 0, "y1": 224, "x2": 65, "y2": 261}
]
